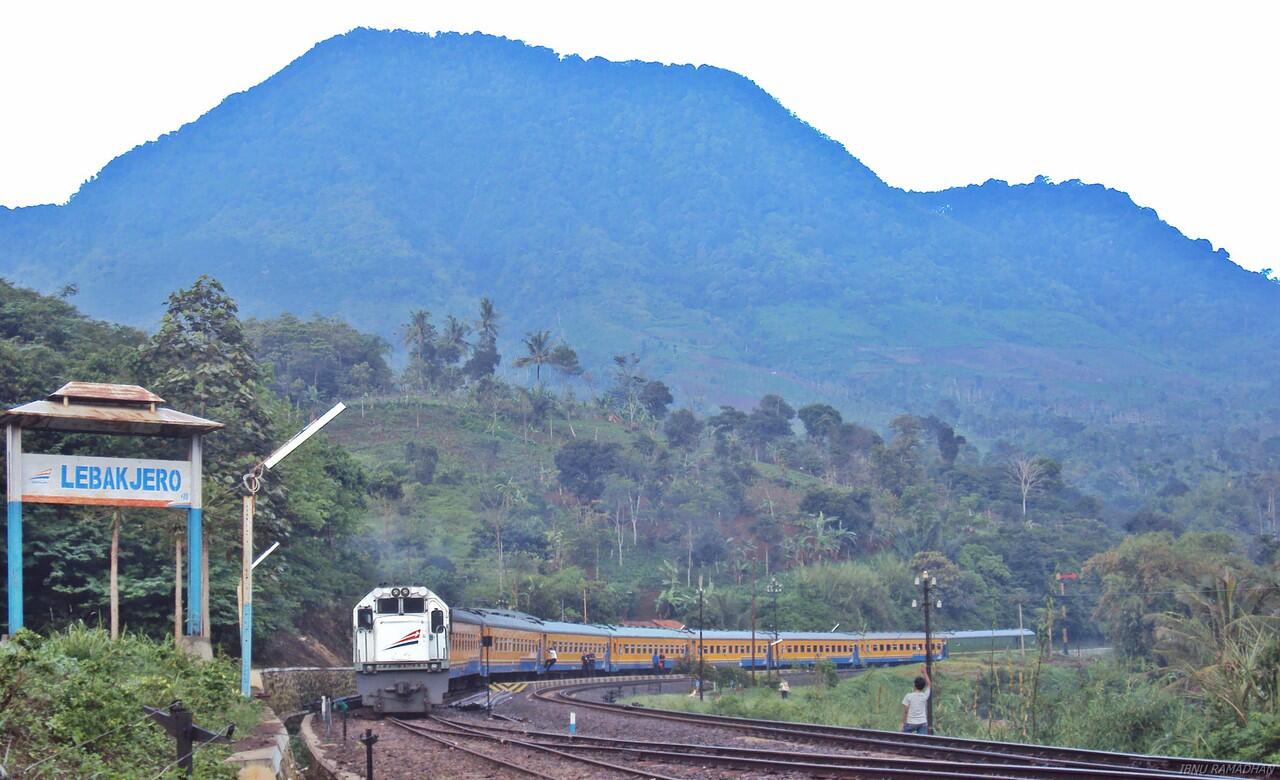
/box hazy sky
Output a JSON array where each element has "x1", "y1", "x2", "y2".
[{"x1": 2, "y1": 1, "x2": 1276, "y2": 271}]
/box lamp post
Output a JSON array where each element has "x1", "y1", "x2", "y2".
[
  {"x1": 240, "y1": 402, "x2": 346, "y2": 698},
  {"x1": 913, "y1": 570, "x2": 941, "y2": 734},
  {"x1": 750, "y1": 560, "x2": 758, "y2": 685},
  {"x1": 766, "y1": 577, "x2": 782, "y2": 679},
  {"x1": 697, "y1": 573, "x2": 705, "y2": 701}
]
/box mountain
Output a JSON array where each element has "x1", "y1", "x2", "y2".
[{"x1": 2, "y1": 28, "x2": 1278, "y2": 492}]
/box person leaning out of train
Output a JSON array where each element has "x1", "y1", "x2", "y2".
[
  {"x1": 544, "y1": 646, "x2": 558, "y2": 672},
  {"x1": 901, "y1": 665, "x2": 931, "y2": 734}
]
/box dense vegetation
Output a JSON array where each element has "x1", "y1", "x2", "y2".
[
  {"x1": 1, "y1": 271, "x2": 1277, "y2": 766},
  {"x1": 0, "y1": 624, "x2": 258, "y2": 778},
  {"x1": 635, "y1": 657, "x2": 1280, "y2": 763},
  {"x1": 2, "y1": 29, "x2": 1279, "y2": 511}
]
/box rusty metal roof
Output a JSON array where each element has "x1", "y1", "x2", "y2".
[
  {"x1": 0, "y1": 399, "x2": 222, "y2": 437},
  {"x1": 49, "y1": 382, "x2": 165, "y2": 406}
]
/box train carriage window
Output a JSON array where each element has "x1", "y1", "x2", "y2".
[
  {"x1": 376, "y1": 598, "x2": 399, "y2": 614},
  {"x1": 401, "y1": 597, "x2": 425, "y2": 613}
]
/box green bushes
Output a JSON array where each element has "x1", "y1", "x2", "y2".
[
  {"x1": 0, "y1": 624, "x2": 258, "y2": 778},
  {"x1": 630, "y1": 658, "x2": 1276, "y2": 761}
]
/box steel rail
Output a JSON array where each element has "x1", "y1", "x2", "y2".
[
  {"x1": 433, "y1": 713, "x2": 1201, "y2": 780},
  {"x1": 392, "y1": 715, "x2": 685, "y2": 780},
  {"x1": 385, "y1": 717, "x2": 556, "y2": 779},
  {"x1": 532, "y1": 680, "x2": 1269, "y2": 780}
]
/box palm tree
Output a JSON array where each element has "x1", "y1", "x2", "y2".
[
  {"x1": 401, "y1": 309, "x2": 436, "y2": 363},
  {"x1": 513, "y1": 330, "x2": 554, "y2": 384},
  {"x1": 1155, "y1": 569, "x2": 1280, "y2": 724},
  {"x1": 477, "y1": 297, "x2": 499, "y2": 344},
  {"x1": 438, "y1": 315, "x2": 472, "y2": 366}
]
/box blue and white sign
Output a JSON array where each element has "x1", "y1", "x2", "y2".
[{"x1": 20, "y1": 453, "x2": 192, "y2": 508}]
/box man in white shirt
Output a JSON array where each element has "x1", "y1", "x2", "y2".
[{"x1": 901, "y1": 665, "x2": 931, "y2": 734}]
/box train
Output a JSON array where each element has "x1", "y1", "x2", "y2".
[{"x1": 353, "y1": 585, "x2": 969, "y2": 714}]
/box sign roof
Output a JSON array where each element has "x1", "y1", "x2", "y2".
[{"x1": 1, "y1": 382, "x2": 222, "y2": 437}]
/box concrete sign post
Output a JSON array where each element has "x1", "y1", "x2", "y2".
[{"x1": 2, "y1": 383, "x2": 221, "y2": 639}]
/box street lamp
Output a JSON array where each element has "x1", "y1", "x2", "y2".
[
  {"x1": 766, "y1": 577, "x2": 783, "y2": 679},
  {"x1": 240, "y1": 402, "x2": 346, "y2": 697},
  {"x1": 913, "y1": 570, "x2": 942, "y2": 733}
]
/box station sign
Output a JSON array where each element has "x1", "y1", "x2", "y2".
[{"x1": 20, "y1": 453, "x2": 192, "y2": 508}]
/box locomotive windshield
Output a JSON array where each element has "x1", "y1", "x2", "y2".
[
  {"x1": 401, "y1": 597, "x2": 425, "y2": 613},
  {"x1": 376, "y1": 597, "x2": 399, "y2": 614}
]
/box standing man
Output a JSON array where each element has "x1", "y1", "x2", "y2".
[
  {"x1": 544, "y1": 645, "x2": 558, "y2": 673},
  {"x1": 901, "y1": 665, "x2": 932, "y2": 734},
  {"x1": 651, "y1": 650, "x2": 660, "y2": 674}
]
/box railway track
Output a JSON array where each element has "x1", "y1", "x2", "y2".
[
  {"x1": 531, "y1": 679, "x2": 1274, "y2": 779},
  {"x1": 389, "y1": 715, "x2": 685, "y2": 779},
  {"x1": 432, "y1": 712, "x2": 1216, "y2": 779}
]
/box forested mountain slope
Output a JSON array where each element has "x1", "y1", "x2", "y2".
[{"x1": 2, "y1": 29, "x2": 1277, "y2": 483}]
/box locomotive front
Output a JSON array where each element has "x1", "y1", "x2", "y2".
[{"x1": 353, "y1": 586, "x2": 451, "y2": 713}]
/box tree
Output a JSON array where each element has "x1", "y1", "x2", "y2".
[
  {"x1": 401, "y1": 309, "x2": 437, "y2": 365},
  {"x1": 745, "y1": 394, "x2": 795, "y2": 459},
  {"x1": 922, "y1": 416, "x2": 967, "y2": 467},
  {"x1": 664, "y1": 409, "x2": 703, "y2": 450},
  {"x1": 1008, "y1": 456, "x2": 1049, "y2": 523},
  {"x1": 404, "y1": 441, "x2": 439, "y2": 485},
  {"x1": 1154, "y1": 568, "x2": 1280, "y2": 724},
  {"x1": 1084, "y1": 532, "x2": 1242, "y2": 658},
  {"x1": 797, "y1": 403, "x2": 843, "y2": 441},
  {"x1": 555, "y1": 440, "x2": 621, "y2": 503},
  {"x1": 513, "y1": 330, "x2": 582, "y2": 385},
  {"x1": 639, "y1": 380, "x2": 674, "y2": 419},
  {"x1": 437, "y1": 314, "x2": 471, "y2": 366},
  {"x1": 464, "y1": 297, "x2": 500, "y2": 379},
  {"x1": 799, "y1": 487, "x2": 873, "y2": 550},
  {"x1": 477, "y1": 476, "x2": 528, "y2": 599},
  {"x1": 346, "y1": 362, "x2": 374, "y2": 416}
]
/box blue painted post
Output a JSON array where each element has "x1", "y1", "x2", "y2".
[
  {"x1": 186, "y1": 436, "x2": 202, "y2": 637},
  {"x1": 6, "y1": 425, "x2": 22, "y2": 634},
  {"x1": 186, "y1": 509, "x2": 202, "y2": 636}
]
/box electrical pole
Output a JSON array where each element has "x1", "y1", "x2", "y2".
[
  {"x1": 915, "y1": 570, "x2": 940, "y2": 735},
  {"x1": 766, "y1": 577, "x2": 782, "y2": 680},
  {"x1": 750, "y1": 560, "x2": 758, "y2": 685},
  {"x1": 1017, "y1": 603, "x2": 1026, "y2": 659},
  {"x1": 697, "y1": 573, "x2": 705, "y2": 701},
  {"x1": 1056, "y1": 572, "x2": 1077, "y2": 656}
]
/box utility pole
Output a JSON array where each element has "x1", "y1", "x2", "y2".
[
  {"x1": 766, "y1": 577, "x2": 782, "y2": 680},
  {"x1": 697, "y1": 573, "x2": 705, "y2": 701},
  {"x1": 1017, "y1": 603, "x2": 1026, "y2": 659},
  {"x1": 914, "y1": 570, "x2": 941, "y2": 735},
  {"x1": 750, "y1": 560, "x2": 758, "y2": 685},
  {"x1": 1056, "y1": 572, "x2": 1078, "y2": 656}
]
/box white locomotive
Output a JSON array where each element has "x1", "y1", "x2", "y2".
[{"x1": 353, "y1": 585, "x2": 451, "y2": 713}]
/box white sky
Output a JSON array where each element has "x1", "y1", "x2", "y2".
[{"x1": 1, "y1": 1, "x2": 1276, "y2": 271}]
